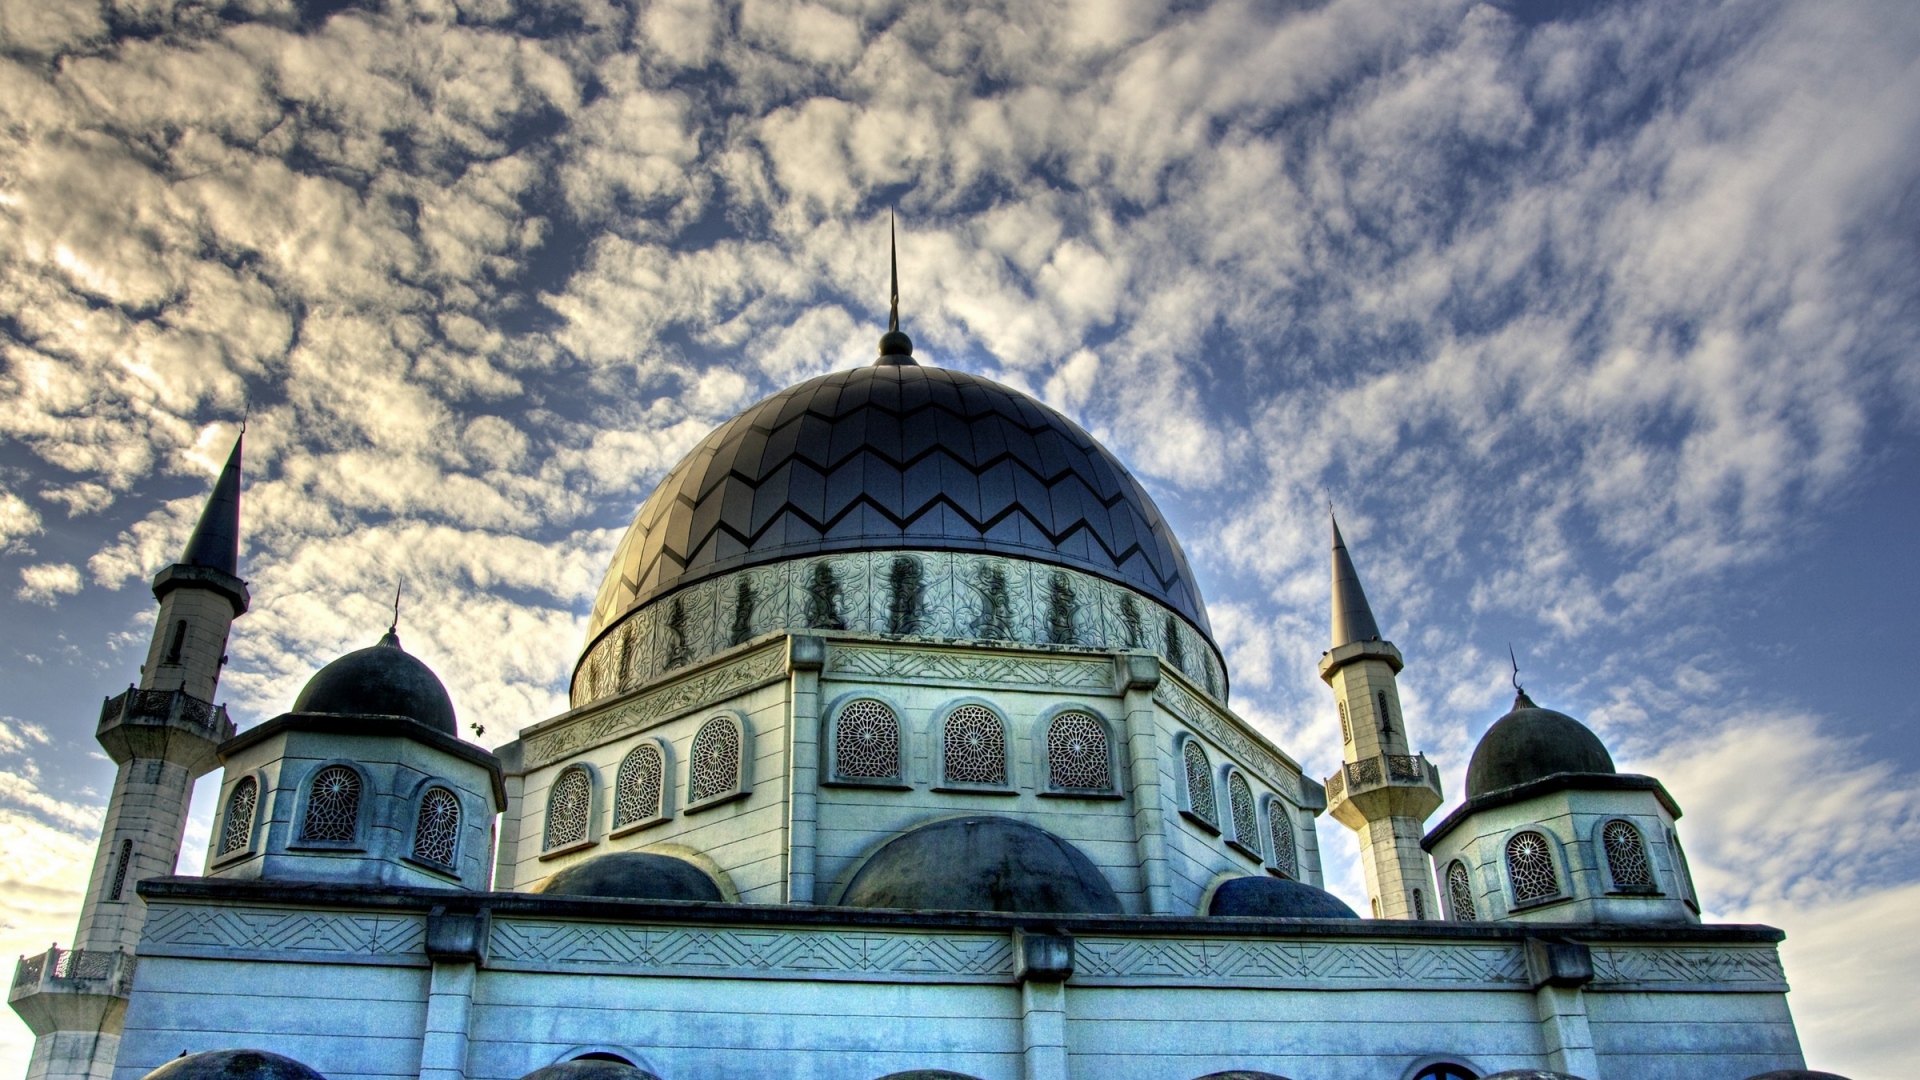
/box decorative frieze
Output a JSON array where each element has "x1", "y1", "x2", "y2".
[
  {"x1": 1155, "y1": 676, "x2": 1302, "y2": 798},
  {"x1": 825, "y1": 644, "x2": 1115, "y2": 691},
  {"x1": 525, "y1": 643, "x2": 787, "y2": 769},
  {"x1": 574, "y1": 551, "x2": 1227, "y2": 708},
  {"x1": 1588, "y1": 944, "x2": 1788, "y2": 990},
  {"x1": 139, "y1": 905, "x2": 425, "y2": 963},
  {"x1": 486, "y1": 920, "x2": 1015, "y2": 982},
  {"x1": 1072, "y1": 936, "x2": 1529, "y2": 988}
]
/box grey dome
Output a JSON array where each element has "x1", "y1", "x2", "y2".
[
  {"x1": 1465, "y1": 691, "x2": 1615, "y2": 799},
  {"x1": 292, "y1": 631, "x2": 457, "y2": 736},
  {"x1": 841, "y1": 816, "x2": 1121, "y2": 914},
  {"x1": 874, "y1": 1073, "x2": 988, "y2": 1080},
  {"x1": 140, "y1": 1050, "x2": 327, "y2": 1080},
  {"x1": 533, "y1": 852, "x2": 723, "y2": 902},
  {"x1": 1740, "y1": 1073, "x2": 1853, "y2": 1080},
  {"x1": 1206, "y1": 876, "x2": 1360, "y2": 919},
  {"x1": 519, "y1": 1062, "x2": 661, "y2": 1080},
  {"x1": 1481, "y1": 1073, "x2": 1589, "y2": 1080},
  {"x1": 582, "y1": 363, "x2": 1213, "y2": 653}
]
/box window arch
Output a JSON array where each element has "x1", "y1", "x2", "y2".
[
  {"x1": 1045, "y1": 710, "x2": 1112, "y2": 791},
  {"x1": 1602, "y1": 819, "x2": 1654, "y2": 889},
  {"x1": 942, "y1": 704, "x2": 1008, "y2": 786},
  {"x1": 1505, "y1": 829, "x2": 1560, "y2": 904},
  {"x1": 544, "y1": 766, "x2": 593, "y2": 850},
  {"x1": 834, "y1": 700, "x2": 903, "y2": 782},
  {"x1": 412, "y1": 787, "x2": 461, "y2": 867},
  {"x1": 1266, "y1": 799, "x2": 1298, "y2": 879},
  {"x1": 1338, "y1": 700, "x2": 1351, "y2": 743},
  {"x1": 218, "y1": 776, "x2": 258, "y2": 857},
  {"x1": 300, "y1": 764, "x2": 363, "y2": 843},
  {"x1": 1668, "y1": 827, "x2": 1699, "y2": 909},
  {"x1": 689, "y1": 715, "x2": 743, "y2": 803},
  {"x1": 1226, "y1": 771, "x2": 1261, "y2": 856},
  {"x1": 1180, "y1": 737, "x2": 1217, "y2": 827},
  {"x1": 614, "y1": 743, "x2": 667, "y2": 827},
  {"x1": 1446, "y1": 859, "x2": 1477, "y2": 922}
]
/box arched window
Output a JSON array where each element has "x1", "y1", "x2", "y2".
[
  {"x1": 544, "y1": 766, "x2": 592, "y2": 850},
  {"x1": 1447, "y1": 860, "x2": 1477, "y2": 922},
  {"x1": 1227, "y1": 772, "x2": 1260, "y2": 854},
  {"x1": 1338, "y1": 700, "x2": 1350, "y2": 743},
  {"x1": 1181, "y1": 738, "x2": 1217, "y2": 826},
  {"x1": 412, "y1": 787, "x2": 461, "y2": 867},
  {"x1": 1045, "y1": 711, "x2": 1111, "y2": 791},
  {"x1": 1506, "y1": 830, "x2": 1559, "y2": 903},
  {"x1": 942, "y1": 705, "x2": 1007, "y2": 786},
  {"x1": 301, "y1": 765, "x2": 363, "y2": 843},
  {"x1": 1602, "y1": 819, "x2": 1653, "y2": 888},
  {"x1": 1669, "y1": 827, "x2": 1699, "y2": 908},
  {"x1": 1267, "y1": 802, "x2": 1298, "y2": 878},
  {"x1": 689, "y1": 716, "x2": 743, "y2": 802},
  {"x1": 835, "y1": 700, "x2": 902, "y2": 781},
  {"x1": 1412, "y1": 889, "x2": 1426, "y2": 919},
  {"x1": 614, "y1": 743, "x2": 666, "y2": 826},
  {"x1": 1377, "y1": 691, "x2": 1394, "y2": 736},
  {"x1": 218, "y1": 776, "x2": 258, "y2": 857}
]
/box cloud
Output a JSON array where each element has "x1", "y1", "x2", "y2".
[{"x1": 14, "y1": 562, "x2": 80, "y2": 604}]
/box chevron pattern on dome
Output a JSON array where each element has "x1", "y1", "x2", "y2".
[{"x1": 585, "y1": 363, "x2": 1214, "y2": 651}]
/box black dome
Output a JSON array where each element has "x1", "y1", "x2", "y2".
[
  {"x1": 584, "y1": 363, "x2": 1213, "y2": 646},
  {"x1": 1465, "y1": 692, "x2": 1615, "y2": 799},
  {"x1": 519, "y1": 1061, "x2": 662, "y2": 1080},
  {"x1": 140, "y1": 1050, "x2": 327, "y2": 1080},
  {"x1": 291, "y1": 631, "x2": 457, "y2": 736},
  {"x1": 1206, "y1": 876, "x2": 1360, "y2": 919},
  {"x1": 533, "y1": 852, "x2": 723, "y2": 902},
  {"x1": 841, "y1": 816, "x2": 1121, "y2": 914},
  {"x1": 1740, "y1": 1073, "x2": 1853, "y2": 1080}
]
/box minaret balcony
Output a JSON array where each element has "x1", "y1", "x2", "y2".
[
  {"x1": 96, "y1": 686, "x2": 236, "y2": 769},
  {"x1": 8, "y1": 946, "x2": 136, "y2": 1036},
  {"x1": 1324, "y1": 752, "x2": 1444, "y2": 828}
]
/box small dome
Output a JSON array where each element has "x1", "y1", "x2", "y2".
[
  {"x1": 519, "y1": 1061, "x2": 662, "y2": 1080},
  {"x1": 874, "y1": 1073, "x2": 986, "y2": 1080},
  {"x1": 140, "y1": 1050, "x2": 327, "y2": 1080},
  {"x1": 292, "y1": 631, "x2": 457, "y2": 736},
  {"x1": 1480, "y1": 1073, "x2": 1590, "y2": 1080},
  {"x1": 841, "y1": 816, "x2": 1121, "y2": 914},
  {"x1": 532, "y1": 852, "x2": 723, "y2": 902},
  {"x1": 1206, "y1": 876, "x2": 1360, "y2": 919},
  {"x1": 1740, "y1": 1072, "x2": 1853, "y2": 1080},
  {"x1": 1465, "y1": 691, "x2": 1615, "y2": 799}
]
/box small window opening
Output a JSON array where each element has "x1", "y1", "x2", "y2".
[{"x1": 165, "y1": 620, "x2": 188, "y2": 664}]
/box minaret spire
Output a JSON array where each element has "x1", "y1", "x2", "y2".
[
  {"x1": 1330, "y1": 510, "x2": 1381, "y2": 648},
  {"x1": 876, "y1": 208, "x2": 916, "y2": 365},
  {"x1": 180, "y1": 434, "x2": 243, "y2": 576}
]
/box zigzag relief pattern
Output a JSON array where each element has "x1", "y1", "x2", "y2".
[
  {"x1": 1588, "y1": 945, "x2": 1787, "y2": 987},
  {"x1": 1156, "y1": 678, "x2": 1301, "y2": 800},
  {"x1": 140, "y1": 905, "x2": 426, "y2": 958},
  {"x1": 584, "y1": 365, "x2": 1210, "y2": 644},
  {"x1": 571, "y1": 551, "x2": 1227, "y2": 707},
  {"x1": 531, "y1": 642, "x2": 787, "y2": 768},
  {"x1": 487, "y1": 920, "x2": 1015, "y2": 981},
  {"x1": 1071, "y1": 937, "x2": 1528, "y2": 987}
]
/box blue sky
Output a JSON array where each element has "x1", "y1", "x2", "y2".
[{"x1": 2, "y1": 0, "x2": 1917, "y2": 1074}]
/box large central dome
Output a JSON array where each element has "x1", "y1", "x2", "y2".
[{"x1": 574, "y1": 359, "x2": 1225, "y2": 706}]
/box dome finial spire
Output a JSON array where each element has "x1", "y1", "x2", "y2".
[
  {"x1": 876, "y1": 207, "x2": 916, "y2": 364},
  {"x1": 1508, "y1": 643, "x2": 1537, "y2": 710},
  {"x1": 382, "y1": 579, "x2": 403, "y2": 648}
]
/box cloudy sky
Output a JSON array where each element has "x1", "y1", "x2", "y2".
[{"x1": 2, "y1": 0, "x2": 1917, "y2": 1072}]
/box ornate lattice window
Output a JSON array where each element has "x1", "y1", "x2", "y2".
[
  {"x1": 689, "y1": 716, "x2": 742, "y2": 802},
  {"x1": 942, "y1": 705, "x2": 1007, "y2": 785},
  {"x1": 107, "y1": 839, "x2": 133, "y2": 900},
  {"x1": 301, "y1": 765, "x2": 362, "y2": 843},
  {"x1": 412, "y1": 788, "x2": 461, "y2": 867},
  {"x1": 1603, "y1": 819, "x2": 1653, "y2": 887},
  {"x1": 615, "y1": 744, "x2": 666, "y2": 826},
  {"x1": 1412, "y1": 889, "x2": 1426, "y2": 919},
  {"x1": 218, "y1": 777, "x2": 258, "y2": 856},
  {"x1": 544, "y1": 766, "x2": 592, "y2": 850},
  {"x1": 1447, "y1": 860, "x2": 1477, "y2": 922},
  {"x1": 1046, "y1": 711, "x2": 1111, "y2": 790},
  {"x1": 1338, "y1": 700, "x2": 1350, "y2": 743},
  {"x1": 1181, "y1": 738, "x2": 1216, "y2": 825},
  {"x1": 1227, "y1": 772, "x2": 1260, "y2": 852},
  {"x1": 835, "y1": 700, "x2": 902, "y2": 781},
  {"x1": 1267, "y1": 802, "x2": 1298, "y2": 878},
  {"x1": 1506, "y1": 830, "x2": 1559, "y2": 903}
]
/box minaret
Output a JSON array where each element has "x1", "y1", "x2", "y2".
[
  {"x1": 1317, "y1": 513, "x2": 1443, "y2": 919},
  {"x1": 10, "y1": 436, "x2": 246, "y2": 1080}
]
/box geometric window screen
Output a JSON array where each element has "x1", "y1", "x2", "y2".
[
  {"x1": 544, "y1": 766, "x2": 592, "y2": 850},
  {"x1": 689, "y1": 716, "x2": 743, "y2": 803},
  {"x1": 1447, "y1": 859, "x2": 1477, "y2": 922},
  {"x1": 301, "y1": 765, "x2": 362, "y2": 843},
  {"x1": 1046, "y1": 711, "x2": 1111, "y2": 791},
  {"x1": 943, "y1": 705, "x2": 1008, "y2": 786},
  {"x1": 1267, "y1": 802, "x2": 1298, "y2": 878},
  {"x1": 218, "y1": 776, "x2": 257, "y2": 856},
  {"x1": 835, "y1": 700, "x2": 901, "y2": 781},
  {"x1": 1182, "y1": 739, "x2": 1217, "y2": 826},
  {"x1": 1506, "y1": 830, "x2": 1559, "y2": 903},
  {"x1": 1602, "y1": 819, "x2": 1653, "y2": 888},
  {"x1": 412, "y1": 787, "x2": 460, "y2": 867},
  {"x1": 614, "y1": 743, "x2": 666, "y2": 827},
  {"x1": 1227, "y1": 772, "x2": 1260, "y2": 854}
]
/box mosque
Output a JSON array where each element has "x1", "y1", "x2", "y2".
[{"x1": 8, "y1": 261, "x2": 1835, "y2": 1080}]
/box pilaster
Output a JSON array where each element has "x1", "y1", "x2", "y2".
[
  {"x1": 784, "y1": 635, "x2": 825, "y2": 905},
  {"x1": 1120, "y1": 654, "x2": 1174, "y2": 914}
]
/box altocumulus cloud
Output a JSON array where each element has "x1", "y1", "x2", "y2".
[{"x1": 1, "y1": 0, "x2": 1917, "y2": 1074}]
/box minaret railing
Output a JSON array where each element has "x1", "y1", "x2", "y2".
[
  {"x1": 9, "y1": 946, "x2": 137, "y2": 1001},
  {"x1": 98, "y1": 685, "x2": 232, "y2": 737},
  {"x1": 1325, "y1": 752, "x2": 1442, "y2": 804}
]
